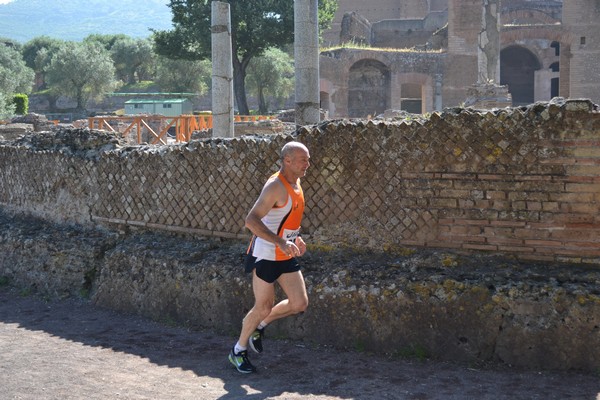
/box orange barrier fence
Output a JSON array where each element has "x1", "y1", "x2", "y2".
[{"x1": 88, "y1": 115, "x2": 273, "y2": 144}]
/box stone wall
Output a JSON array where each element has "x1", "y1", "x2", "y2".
[
  {"x1": 0, "y1": 99, "x2": 599, "y2": 263},
  {"x1": 322, "y1": 0, "x2": 438, "y2": 46},
  {"x1": 1, "y1": 99, "x2": 600, "y2": 371},
  {"x1": 0, "y1": 209, "x2": 598, "y2": 372},
  {"x1": 339, "y1": 11, "x2": 372, "y2": 45}
]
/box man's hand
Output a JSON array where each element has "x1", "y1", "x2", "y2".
[
  {"x1": 295, "y1": 236, "x2": 307, "y2": 257},
  {"x1": 278, "y1": 239, "x2": 301, "y2": 257}
]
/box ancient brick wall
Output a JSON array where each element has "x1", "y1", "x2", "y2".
[
  {"x1": 320, "y1": 48, "x2": 445, "y2": 117},
  {"x1": 339, "y1": 11, "x2": 371, "y2": 45},
  {"x1": 322, "y1": 0, "x2": 435, "y2": 45},
  {"x1": 321, "y1": 1, "x2": 600, "y2": 115},
  {"x1": 0, "y1": 99, "x2": 598, "y2": 263},
  {"x1": 371, "y1": 20, "x2": 434, "y2": 49},
  {"x1": 304, "y1": 100, "x2": 600, "y2": 264}
]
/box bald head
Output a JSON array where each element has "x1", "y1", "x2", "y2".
[{"x1": 281, "y1": 141, "x2": 309, "y2": 161}]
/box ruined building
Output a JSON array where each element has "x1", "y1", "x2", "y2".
[{"x1": 319, "y1": 0, "x2": 600, "y2": 118}]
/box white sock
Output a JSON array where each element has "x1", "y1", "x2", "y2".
[
  {"x1": 258, "y1": 321, "x2": 268, "y2": 330},
  {"x1": 234, "y1": 342, "x2": 246, "y2": 354}
]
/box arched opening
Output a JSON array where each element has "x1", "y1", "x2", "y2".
[
  {"x1": 500, "y1": 46, "x2": 541, "y2": 106},
  {"x1": 348, "y1": 59, "x2": 390, "y2": 118}
]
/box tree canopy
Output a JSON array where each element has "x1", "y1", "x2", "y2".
[
  {"x1": 110, "y1": 37, "x2": 156, "y2": 84},
  {"x1": 83, "y1": 34, "x2": 131, "y2": 52},
  {"x1": 21, "y1": 36, "x2": 64, "y2": 72},
  {"x1": 246, "y1": 47, "x2": 294, "y2": 114},
  {"x1": 155, "y1": 57, "x2": 211, "y2": 94},
  {"x1": 0, "y1": 44, "x2": 34, "y2": 118},
  {"x1": 45, "y1": 41, "x2": 118, "y2": 111},
  {"x1": 153, "y1": 0, "x2": 337, "y2": 115}
]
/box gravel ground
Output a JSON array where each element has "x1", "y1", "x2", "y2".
[{"x1": 1, "y1": 286, "x2": 599, "y2": 400}]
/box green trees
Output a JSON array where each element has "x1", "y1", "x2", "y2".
[
  {"x1": 21, "y1": 36, "x2": 64, "y2": 90},
  {"x1": 45, "y1": 41, "x2": 118, "y2": 111},
  {"x1": 82, "y1": 34, "x2": 157, "y2": 84},
  {"x1": 0, "y1": 43, "x2": 34, "y2": 118},
  {"x1": 246, "y1": 48, "x2": 294, "y2": 114},
  {"x1": 1, "y1": 0, "x2": 338, "y2": 119},
  {"x1": 83, "y1": 34, "x2": 130, "y2": 51},
  {"x1": 155, "y1": 57, "x2": 211, "y2": 94},
  {"x1": 153, "y1": 0, "x2": 337, "y2": 115},
  {"x1": 110, "y1": 37, "x2": 156, "y2": 84}
]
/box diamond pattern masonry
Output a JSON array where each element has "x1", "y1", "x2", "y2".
[{"x1": 0, "y1": 100, "x2": 598, "y2": 263}]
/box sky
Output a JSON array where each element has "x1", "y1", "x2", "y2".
[{"x1": 0, "y1": 0, "x2": 13, "y2": 3}]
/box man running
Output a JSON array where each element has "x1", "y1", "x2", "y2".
[{"x1": 229, "y1": 141, "x2": 311, "y2": 373}]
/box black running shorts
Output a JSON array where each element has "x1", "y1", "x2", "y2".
[{"x1": 245, "y1": 256, "x2": 301, "y2": 284}]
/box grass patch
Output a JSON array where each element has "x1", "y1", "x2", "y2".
[
  {"x1": 321, "y1": 42, "x2": 444, "y2": 54},
  {"x1": 159, "y1": 316, "x2": 179, "y2": 328},
  {"x1": 442, "y1": 254, "x2": 460, "y2": 268},
  {"x1": 394, "y1": 344, "x2": 430, "y2": 361},
  {"x1": 354, "y1": 339, "x2": 366, "y2": 352},
  {"x1": 0, "y1": 276, "x2": 9, "y2": 287}
]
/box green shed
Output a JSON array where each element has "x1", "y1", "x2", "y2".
[{"x1": 124, "y1": 98, "x2": 193, "y2": 117}]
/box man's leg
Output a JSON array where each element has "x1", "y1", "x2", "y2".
[
  {"x1": 262, "y1": 270, "x2": 308, "y2": 325},
  {"x1": 229, "y1": 271, "x2": 276, "y2": 373},
  {"x1": 237, "y1": 270, "x2": 276, "y2": 347}
]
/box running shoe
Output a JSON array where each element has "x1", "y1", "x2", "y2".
[
  {"x1": 249, "y1": 327, "x2": 264, "y2": 353},
  {"x1": 228, "y1": 347, "x2": 257, "y2": 373}
]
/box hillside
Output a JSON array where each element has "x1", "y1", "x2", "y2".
[{"x1": 0, "y1": 0, "x2": 173, "y2": 43}]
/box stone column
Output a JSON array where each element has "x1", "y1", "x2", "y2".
[
  {"x1": 478, "y1": 0, "x2": 500, "y2": 84},
  {"x1": 294, "y1": 0, "x2": 320, "y2": 126},
  {"x1": 464, "y1": 0, "x2": 511, "y2": 109},
  {"x1": 434, "y1": 73, "x2": 443, "y2": 111},
  {"x1": 211, "y1": 1, "x2": 234, "y2": 137},
  {"x1": 389, "y1": 70, "x2": 403, "y2": 111}
]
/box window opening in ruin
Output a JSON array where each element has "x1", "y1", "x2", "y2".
[
  {"x1": 551, "y1": 77, "x2": 559, "y2": 98},
  {"x1": 320, "y1": 91, "x2": 331, "y2": 116},
  {"x1": 348, "y1": 59, "x2": 391, "y2": 118},
  {"x1": 550, "y1": 41, "x2": 560, "y2": 56},
  {"x1": 400, "y1": 83, "x2": 422, "y2": 114},
  {"x1": 549, "y1": 62, "x2": 560, "y2": 99},
  {"x1": 500, "y1": 45, "x2": 541, "y2": 106},
  {"x1": 580, "y1": 36, "x2": 586, "y2": 45}
]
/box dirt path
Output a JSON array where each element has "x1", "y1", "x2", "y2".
[{"x1": 1, "y1": 286, "x2": 598, "y2": 400}]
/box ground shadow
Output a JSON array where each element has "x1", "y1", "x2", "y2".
[{"x1": 1, "y1": 286, "x2": 599, "y2": 400}]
